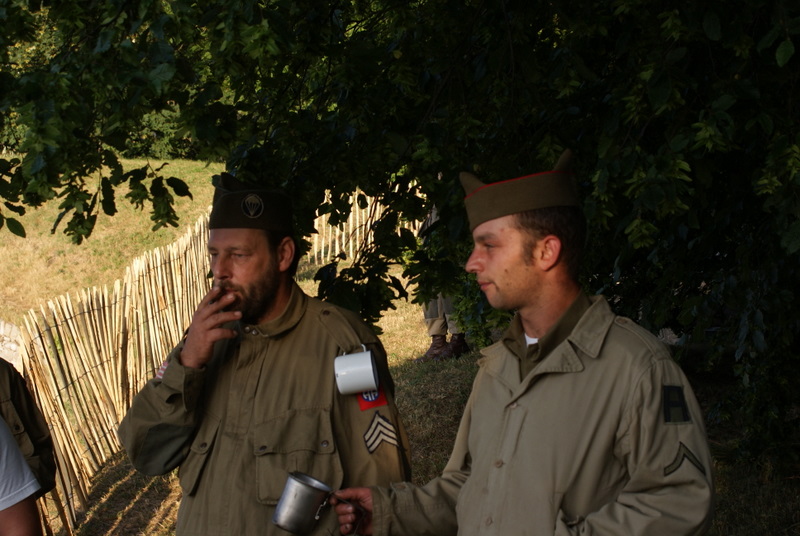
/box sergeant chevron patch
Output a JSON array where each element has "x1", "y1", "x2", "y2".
[{"x1": 364, "y1": 412, "x2": 399, "y2": 453}]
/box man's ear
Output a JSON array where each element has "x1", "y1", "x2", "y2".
[
  {"x1": 536, "y1": 235, "x2": 562, "y2": 271},
  {"x1": 277, "y1": 236, "x2": 296, "y2": 272}
]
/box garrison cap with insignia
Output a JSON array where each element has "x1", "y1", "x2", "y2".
[
  {"x1": 460, "y1": 149, "x2": 580, "y2": 231},
  {"x1": 209, "y1": 172, "x2": 294, "y2": 234}
]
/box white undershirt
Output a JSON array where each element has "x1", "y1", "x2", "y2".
[{"x1": 525, "y1": 334, "x2": 539, "y2": 346}]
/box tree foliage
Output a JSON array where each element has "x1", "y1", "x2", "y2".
[{"x1": 1, "y1": 0, "x2": 798, "y2": 455}]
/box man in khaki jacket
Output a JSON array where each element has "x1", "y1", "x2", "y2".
[
  {"x1": 118, "y1": 174, "x2": 411, "y2": 536},
  {"x1": 333, "y1": 151, "x2": 714, "y2": 535}
]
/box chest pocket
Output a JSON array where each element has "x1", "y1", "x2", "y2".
[
  {"x1": 178, "y1": 418, "x2": 220, "y2": 497},
  {"x1": 253, "y1": 407, "x2": 341, "y2": 505}
]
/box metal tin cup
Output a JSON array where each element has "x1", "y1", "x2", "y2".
[
  {"x1": 334, "y1": 346, "x2": 378, "y2": 395},
  {"x1": 272, "y1": 472, "x2": 332, "y2": 534}
]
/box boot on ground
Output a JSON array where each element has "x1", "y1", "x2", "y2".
[
  {"x1": 447, "y1": 333, "x2": 470, "y2": 358},
  {"x1": 415, "y1": 335, "x2": 448, "y2": 363}
]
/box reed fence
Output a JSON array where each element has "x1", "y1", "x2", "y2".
[{"x1": 16, "y1": 193, "x2": 416, "y2": 534}]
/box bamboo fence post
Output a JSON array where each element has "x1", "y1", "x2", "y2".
[
  {"x1": 348, "y1": 195, "x2": 354, "y2": 260},
  {"x1": 53, "y1": 295, "x2": 105, "y2": 472},
  {"x1": 23, "y1": 308, "x2": 91, "y2": 511}
]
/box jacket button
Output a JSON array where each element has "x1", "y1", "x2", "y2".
[
  {"x1": 322, "y1": 310, "x2": 330, "y2": 316},
  {"x1": 257, "y1": 445, "x2": 268, "y2": 453},
  {"x1": 320, "y1": 440, "x2": 329, "y2": 448},
  {"x1": 494, "y1": 459, "x2": 504, "y2": 468},
  {"x1": 199, "y1": 442, "x2": 208, "y2": 449},
  {"x1": 485, "y1": 516, "x2": 493, "y2": 526}
]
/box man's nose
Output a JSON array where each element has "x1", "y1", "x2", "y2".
[
  {"x1": 212, "y1": 256, "x2": 231, "y2": 281},
  {"x1": 465, "y1": 249, "x2": 480, "y2": 274}
]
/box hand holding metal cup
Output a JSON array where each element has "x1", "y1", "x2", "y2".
[
  {"x1": 272, "y1": 472, "x2": 332, "y2": 534},
  {"x1": 272, "y1": 472, "x2": 366, "y2": 535}
]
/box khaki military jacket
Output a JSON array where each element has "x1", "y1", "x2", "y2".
[
  {"x1": 119, "y1": 282, "x2": 411, "y2": 536},
  {"x1": 0, "y1": 357, "x2": 57, "y2": 498},
  {"x1": 372, "y1": 295, "x2": 714, "y2": 535}
]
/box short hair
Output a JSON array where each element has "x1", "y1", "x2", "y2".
[{"x1": 513, "y1": 206, "x2": 586, "y2": 281}]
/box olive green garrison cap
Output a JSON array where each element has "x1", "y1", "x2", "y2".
[
  {"x1": 460, "y1": 149, "x2": 579, "y2": 231},
  {"x1": 209, "y1": 173, "x2": 294, "y2": 233}
]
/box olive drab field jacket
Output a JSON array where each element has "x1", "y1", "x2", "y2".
[
  {"x1": 0, "y1": 357, "x2": 57, "y2": 498},
  {"x1": 118, "y1": 282, "x2": 411, "y2": 536},
  {"x1": 370, "y1": 295, "x2": 714, "y2": 535}
]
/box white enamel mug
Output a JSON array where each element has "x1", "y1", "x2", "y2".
[{"x1": 334, "y1": 346, "x2": 379, "y2": 395}]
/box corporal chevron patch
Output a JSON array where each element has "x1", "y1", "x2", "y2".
[
  {"x1": 665, "y1": 442, "x2": 706, "y2": 477},
  {"x1": 364, "y1": 412, "x2": 399, "y2": 454}
]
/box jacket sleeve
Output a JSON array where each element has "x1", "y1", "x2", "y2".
[
  {"x1": 330, "y1": 337, "x2": 413, "y2": 488},
  {"x1": 369, "y1": 386, "x2": 476, "y2": 536},
  {"x1": 556, "y1": 357, "x2": 715, "y2": 535},
  {"x1": 315, "y1": 302, "x2": 410, "y2": 489},
  {"x1": 117, "y1": 348, "x2": 206, "y2": 476}
]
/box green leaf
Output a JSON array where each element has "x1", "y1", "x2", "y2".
[
  {"x1": 669, "y1": 133, "x2": 690, "y2": 152},
  {"x1": 781, "y1": 220, "x2": 800, "y2": 254},
  {"x1": 94, "y1": 29, "x2": 114, "y2": 54},
  {"x1": 664, "y1": 47, "x2": 686, "y2": 64},
  {"x1": 757, "y1": 113, "x2": 774, "y2": 135},
  {"x1": 757, "y1": 24, "x2": 781, "y2": 52},
  {"x1": 647, "y1": 70, "x2": 671, "y2": 109},
  {"x1": 150, "y1": 63, "x2": 176, "y2": 94},
  {"x1": 712, "y1": 94, "x2": 736, "y2": 111},
  {"x1": 776, "y1": 38, "x2": 795, "y2": 67},
  {"x1": 702, "y1": 12, "x2": 721, "y2": 41}
]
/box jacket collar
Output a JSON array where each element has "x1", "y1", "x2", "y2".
[
  {"x1": 480, "y1": 295, "x2": 615, "y2": 393},
  {"x1": 566, "y1": 296, "x2": 615, "y2": 360}
]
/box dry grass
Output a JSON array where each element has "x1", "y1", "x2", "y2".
[
  {"x1": 0, "y1": 158, "x2": 220, "y2": 324},
  {"x1": 59, "y1": 452, "x2": 180, "y2": 536}
]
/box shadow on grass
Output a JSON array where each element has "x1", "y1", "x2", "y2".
[{"x1": 56, "y1": 451, "x2": 180, "y2": 536}]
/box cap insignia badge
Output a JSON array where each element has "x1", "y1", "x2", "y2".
[{"x1": 242, "y1": 194, "x2": 264, "y2": 218}]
